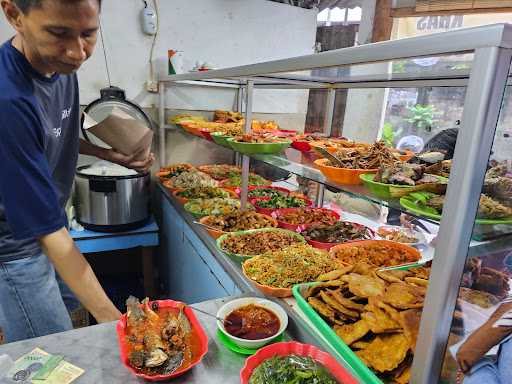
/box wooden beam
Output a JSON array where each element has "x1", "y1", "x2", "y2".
[
  {"x1": 391, "y1": 6, "x2": 512, "y2": 17},
  {"x1": 372, "y1": 0, "x2": 393, "y2": 41}
]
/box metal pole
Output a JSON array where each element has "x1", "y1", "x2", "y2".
[
  {"x1": 323, "y1": 88, "x2": 336, "y2": 136},
  {"x1": 234, "y1": 86, "x2": 244, "y2": 167},
  {"x1": 315, "y1": 184, "x2": 325, "y2": 208},
  {"x1": 411, "y1": 47, "x2": 512, "y2": 384},
  {"x1": 240, "y1": 80, "x2": 254, "y2": 210},
  {"x1": 158, "y1": 81, "x2": 166, "y2": 168}
]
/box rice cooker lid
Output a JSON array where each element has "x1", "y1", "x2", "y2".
[
  {"x1": 81, "y1": 86, "x2": 153, "y2": 153},
  {"x1": 77, "y1": 162, "x2": 147, "y2": 179}
]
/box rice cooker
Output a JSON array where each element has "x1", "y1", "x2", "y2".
[{"x1": 74, "y1": 87, "x2": 151, "y2": 231}]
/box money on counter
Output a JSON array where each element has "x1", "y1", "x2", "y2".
[{"x1": 2, "y1": 348, "x2": 83, "y2": 384}]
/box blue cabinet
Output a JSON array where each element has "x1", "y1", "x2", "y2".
[{"x1": 159, "y1": 194, "x2": 236, "y2": 303}]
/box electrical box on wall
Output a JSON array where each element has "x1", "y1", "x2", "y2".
[{"x1": 141, "y1": 5, "x2": 157, "y2": 35}]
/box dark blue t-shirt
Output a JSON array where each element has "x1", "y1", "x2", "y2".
[{"x1": 0, "y1": 39, "x2": 80, "y2": 262}]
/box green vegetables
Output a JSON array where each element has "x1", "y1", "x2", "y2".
[
  {"x1": 222, "y1": 174, "x2": 270, "y2": 187},
  {"x1": 248, "y1": 188, "x2": 287, "y2": 199},
  {"x1": 249, "y1": 355, "x2": 338, "y2": 384},
  {"x1": 257, "y1": 195, "x2": 308, "y2": 209},
  {"x1": 176, "y1": 186, "x2": 229, "y2": 199}
]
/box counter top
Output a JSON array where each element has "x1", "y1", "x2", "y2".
[{"x1": 0, "y1": 297, "x2": 251, "y2": 383}]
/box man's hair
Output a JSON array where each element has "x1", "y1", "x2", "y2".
[{"x1": 13, "y1": 0, "x2": 101, "y2": 14}]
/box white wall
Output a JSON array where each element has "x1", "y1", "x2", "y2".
[{"x1": 0, "y1": 0, "x2": 317, "y2": 114}]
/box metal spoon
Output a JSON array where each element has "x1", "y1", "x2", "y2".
[
  {"x1": 193, "y1": 221, "x2": 222, "y2": 232},
  {"x1": 188, "y1": 305, "x2": 233, "y2": 325},
  {"x1": 314, "y1": 146, "x2": 344, "y2": 167}
]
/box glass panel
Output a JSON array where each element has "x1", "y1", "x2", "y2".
[
  {"x1": 440, "y1": 86, "x2": 512, "y2": 384},
  {"x1": 265, "y1": 53, "x2": 474, "y2": 85}
]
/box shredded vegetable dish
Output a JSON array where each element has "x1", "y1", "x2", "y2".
[{"x1": 243, "y1": 244, "x2": 340, "y2": 288}]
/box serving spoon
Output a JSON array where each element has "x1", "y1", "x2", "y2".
[{"x1": 188, "y1": 305, "x2": 234, "y2": 326}]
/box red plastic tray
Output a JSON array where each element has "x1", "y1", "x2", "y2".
[
  {"x1": 291, "y1": 140, "x2": 313, "y2": 153},
  {"x1": 240, "y1": 341, "x2": 358, "y2": 384},
  {"x1": 271, "y1": 207, "x2": 340, "y2": 232},
  {"x1": 116, "y1": 299, "x2": 209, "y2": 382}
]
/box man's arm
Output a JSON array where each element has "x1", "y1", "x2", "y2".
[
  {"x1": 79, "y1": 139, "x2": 154, "y2": 173},
  {"x1": 39, "y1": 227, "x2": 121, "y2": 323}
]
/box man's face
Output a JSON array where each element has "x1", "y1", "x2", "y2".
[{"x1": 7, "y1": 0, "x2": 100, "y2": 74}]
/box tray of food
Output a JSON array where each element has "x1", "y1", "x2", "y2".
[
  {"x1": 329, "y1": 240, "x2": 423, "y2": 268},
  {"x1": 173, "y1": 186, "x2": 235, "y2": 204},
  {"x1": 399, "y1": 191, "x2": 512, "y2": 225},
  {"x1": 253, "y1": 195, "x2": 313, "y2": 215},
  {"x1": 162, "y1": 170, "x2": 218, "y2": 191},
  {"x1": 290, "y1": 134, "x2": 329, "y2": 153},
  {"x1": 376, "y1": 225, "x2": 427, "y2": 247},
  {"x1": 184, "y1": 198, "x2": 248, "y2": 218},
  {"x1": 211, "y1": 131, "x2": 235, "y2": 148},
  {"x1": 301, "y1": 222, "x2": 375, "y2": 250},
  {"x1": 292, "y1": 263, "x2": 431, "y2": 384},
  {"x1": 219, "y1": 174, "x2": 272, "y2": 189},
  {"x1": 198, "y1": 164, "x2": 241, "y2": 180},
  {"x1": 240, "y1": 341, "x2": 359, "y2": 384},
  {"x1": 271, "y1": 208, "x2": 340, "y2": 231},
  {"x1": 227, "y1": 134, "x2": 292, "y2": 155},
  {"x1": 236, "y1": 185, "x2": 291, "y2": 200},
  {"x1": 156, "y1": 163, "x2": 195, "y2": 182},
  {"x1": 242, "y1": 243, "x2": 342, "y2": 297},
  {"x1": 216, "y1": 228, "x2": 306, "y2": 262},
  {"x1": 314, "y1": 142, "x2": 400, "y2": 185},
  {"x1": 117, "y1": 297, "x2": 208, "y2": 381},
  {"x1": 199, "y1": 211, "x2": 278, "y2": 239},
  {"x1": 360, "y1": 162, "x2": 448, "y2": 198}
]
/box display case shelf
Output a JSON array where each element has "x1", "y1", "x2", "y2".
[{"x1": 157, "y1": 23, "x2": 512, "y2": 384}]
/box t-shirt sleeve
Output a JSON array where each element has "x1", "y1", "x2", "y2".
[{"x1": 0, "y1": 97, "x2": 66, "y2": 239}]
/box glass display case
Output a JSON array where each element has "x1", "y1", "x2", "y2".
[{"x1": 157, "y1": 23, "x2": 512, "y2": 384}]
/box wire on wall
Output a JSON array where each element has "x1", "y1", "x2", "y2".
[
  {"x1": 149, "y1": 0, "x2": 159, "y2": 82},
  {"x1": 99, "y1": 19, "x2": 112, "y2": 87}
]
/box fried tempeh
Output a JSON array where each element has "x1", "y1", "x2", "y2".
[
  {"x1": 399, "y1": 309, "x2": 422, "y2": 351},
  {"x1": 328, "y1": 289, "x2": 365, "y2": 312},
  {"x1": 334, "y1": 319, "x2": 370, "y2": 345},
  {"x1": 317, "y1": 265, "x2": 354, "y2": 281},
  {"x1": 319, "y1": 291, "x2": 360, "y2": 319},
  {"x1": 357, "y1": 333, "x2": 409, "y2": 373},
  {"x1": 342, "y1": 274, "x2": 386, "y2": 298}
]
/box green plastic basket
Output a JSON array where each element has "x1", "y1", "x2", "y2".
[
  {"x1": 226, "y1": 138, "x2": 292, "y2": 154},
  {"x1": 292, "y1": 283, "x2": 382, "y2": 384},
  {"x1": 216, "y1": 228, "x2": 305, "y2": 263},
  {"x1": 211, "y1": 132, "x2": 232, "y2": 148}
]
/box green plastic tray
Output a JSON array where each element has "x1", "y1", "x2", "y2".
[
  {"x1": 211, "y1": 132, "x2": 232, "y2": 148},
  {"x1": 359, "y1": 173, "x2": 418, "y2": 199},
  {"x1": 292, "y1": 283, "x2": 382, "y2": 384},
  {"x1": 400, "y1": 193, "x2": 512, "y2": 225},
  {"x1": 216, "y1": 227, "x2": 306, "y2": 263},
  {"x1": 226, "y1": 138, "x2": 291, "y2": 154}
]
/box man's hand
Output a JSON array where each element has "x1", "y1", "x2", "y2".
[
  {"x1": 79, "y1": 139, "x2": 154, "y2": 173},
  {"x1": 105, "y1": 148, "x2": 155, "y2": 173}
]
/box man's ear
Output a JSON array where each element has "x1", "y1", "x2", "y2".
[{"x1": 1, "y1": 1, "x2": 24, "y2": 32}]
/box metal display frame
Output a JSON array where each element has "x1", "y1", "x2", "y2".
[{"x1": 157, "y1": 24, "x2": 512, "y2": 383}]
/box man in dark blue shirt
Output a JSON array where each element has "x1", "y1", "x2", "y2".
[{"x1": 0, "y1": 0, "x2": 153, "y2": 342}]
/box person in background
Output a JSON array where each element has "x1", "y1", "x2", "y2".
[
  {"x1": 457, "y1": 299, "x2": 512, "y2": 384},
  {"x1": 0, "y1": 0, "x2": 153, "y2": 343}
]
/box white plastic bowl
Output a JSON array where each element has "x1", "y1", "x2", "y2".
[
  {"x1": 216, "y1": 297, "x2": 288, "y2": 349},
  {"x1": 376, "y1": 225, "x2": 427, "y2": 248}
]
